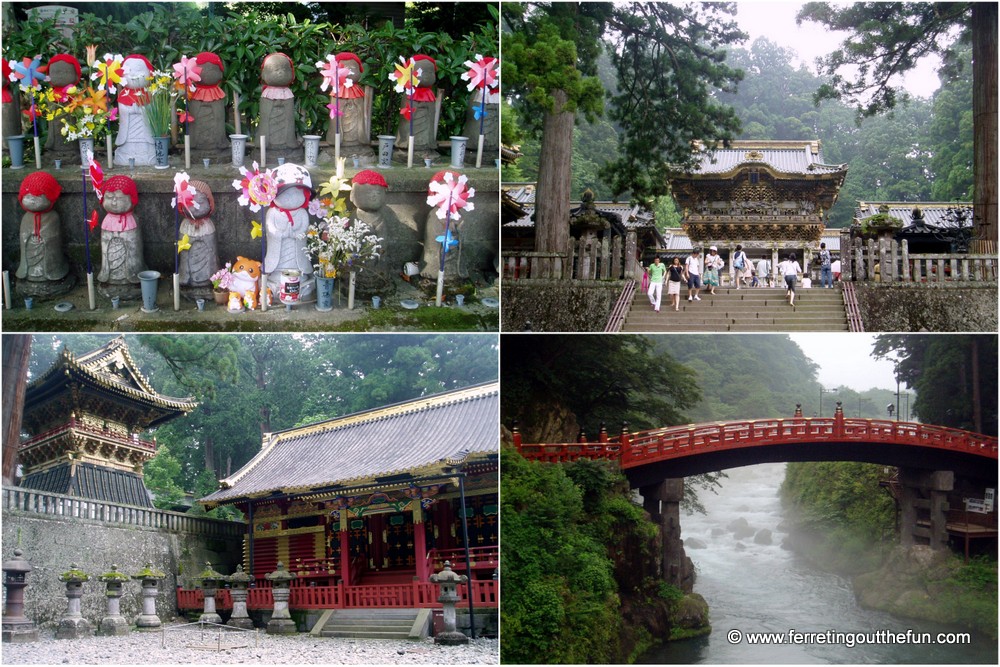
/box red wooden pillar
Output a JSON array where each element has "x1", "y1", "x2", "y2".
[
  {"x1": 339, "y1": 514, "x2": 350, "y2": 586},
  {"x1": 413, "y1": 504, "x2": 428, "y2": 581}
]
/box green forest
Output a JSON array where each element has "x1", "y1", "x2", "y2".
[
  {"x1": 22, "y1": 334, "x2": 498, "y2": 516},
  {"x1": 503, "y1": 35, "x2": 973, "y2": 230}
]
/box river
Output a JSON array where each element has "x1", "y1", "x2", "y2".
[{"x1": 637, "y1": 463, "x2": 997, "y2": 664}]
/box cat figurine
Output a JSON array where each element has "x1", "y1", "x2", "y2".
[{"x1": 228, "y1": 256, "x2": 262, "y2": 311}]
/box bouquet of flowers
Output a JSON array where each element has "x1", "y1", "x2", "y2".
[
  {"x1": 210, "y1": 263, "x2": 235, "y2": 291},
  {"x1": 142, "y1": 70, "x2": 178, "y2": 138},
  {"x1": 305, "y1": 215, "x2": 382, "y2": 278},
  {"x1": 37, "y1": 84, "x2": 116, "y2": 140}
]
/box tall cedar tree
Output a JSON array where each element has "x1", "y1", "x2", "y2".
[
  {"x1": 798, "y1": 2, "x2": 997, "y2": 252},
  {"x1": 503, "y1": 2, "x2": 744, "y2": 264}
]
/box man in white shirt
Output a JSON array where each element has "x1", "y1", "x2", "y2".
[
  {"x1": 756, "y1": 257, "x2": 771, "y2": 287},
  {"x1": 684, "y1": 248, "x2": 703, "y2": 302}
]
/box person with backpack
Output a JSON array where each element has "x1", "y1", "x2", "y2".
[
  {"x1": 818, "y1": 242, "x2": 833, "y2": 288},
  {"x1": 733, "y1": 244, "x2": 751, "y2": 289}
]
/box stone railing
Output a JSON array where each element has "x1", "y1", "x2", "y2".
[
  {"x1": 841, "y1": 238, "x2": 997, "y2": 284},
  {"x1": 2, "y1": 486, "x2": 244, "y2": 538},
  {"x1": 502, "y1": 231, "x2": 636, "y2": 281}
]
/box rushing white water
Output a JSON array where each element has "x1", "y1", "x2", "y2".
[{"x1": 637, "y1": 463, "x2": 997, "y2": 664}]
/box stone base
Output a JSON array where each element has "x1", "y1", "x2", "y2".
[
  {"x1": 14, "y1": 273, "x2": 77, "y2": 300},
  {"x1": 198, "y1": 613, "x2": 222, "y2": 625},
  {"x1": 98, "y1": 282, "x2": 143, "y2": 301},
  {"x1": 55, "y1": 617, "x2": 92, "y2": 639},
  {"x1": 266, "y1": 618, "x2": 297, "y2": 635},
  {"x1": 134, "y1": 614, "x2": 162, "y2": 631},
  {"x1": 348, "y1": 270, "x2": 397, "y2": 300},
  {"x1": 227, "y1": 616, "x2": 255, "y2": 630},
  {"x1": 2, "y1": 622, "x2": 38, "y2": 643},
  {"x1": 98, "y1": 616, "x2": 130, "y2": 636},
  {"x1": 181, "y1": 284, "x2": 215, "y2": 301},
  {"x1": 434, "y1": 630, "x2": 469, "y2": 646}
]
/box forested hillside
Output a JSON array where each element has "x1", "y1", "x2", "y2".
[{"x1": 504, "y1": 37, "x2": 974, "y2": 229}]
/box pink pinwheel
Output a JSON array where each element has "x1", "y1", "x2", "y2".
[
  {"x1": 172, "y1": 55, "x2": 202, "y2": 92},
  {"x1": 461, "y1": 55, "x2": 499, "y2": 92},
  {"x1": 88, "y1": 152, "x2": 105, "y2": 202},
  {"x1": 91, "y1": 53, "x2": 125, "y2": 94},
  {"x1": 427, "y1": 171, "x2": 475, "y2": 221},
  {"x1": 316, "y1": 55, "x2": 354, "y2": 95},
  {"x1": 232, "y1": 162, "x2": 277, "y2": 213},
  {"x1": 171, "y1": 171, "x2": 197, "y2": 211}
]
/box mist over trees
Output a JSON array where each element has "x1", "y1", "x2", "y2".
[{"x1": 18, "y1": 334, "x2": 498, "y2": 514}]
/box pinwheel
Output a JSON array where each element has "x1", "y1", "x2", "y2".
[
  {"x1": 11, "y1": 55, "x2": 48, "y2": 168},
  {"x1": 172, "y1": 55, "x2": 202, "y2": 169},
  {"x1": 317, "y1": 54, "x2": 355, "y2": 164},
  {"x1": 427, "y1": 171, "x2": 475, "y2": 305},
  {"x1": 91, "y1": 53, "x2": 125, "y2": 94},
  {"x1": 389, "y1": 56, "x2": 421, "y2": 167},
  {"x1": 461, "y1": 55, "x2": 499, "y2": 168},
  {"x1": 84, "y1": 150, "x2": 103, "y2": 309},
  {"x1": 171, "y1": 170, "x2": 197, "y2": 309},
  {"x1": 233, "y1": 162, "x2": 276, "y2": 272},
  {"x1": 250, "y1": 220, "x2": 263, "y2": 239}
]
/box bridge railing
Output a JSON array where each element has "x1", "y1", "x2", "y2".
[{"x1": 517, "y1": 417, "x2": 998, "y2": 467}]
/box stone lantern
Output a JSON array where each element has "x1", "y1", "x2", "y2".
[
  {"x1": 56, "y1": 564, "x2": 92, "y2": 639},
  {"x1": 429, "y1": 561, "x2": 468, "y2": 645},
  {"x1": 193, "y1": 562, "x2": 225, "y2": 625},
  {"x1": 264, "y1": 561, "x2": 297, "y2": 634},
  {"x1": 98, "y1": 564, "x2": 130, "y2": 636},
  {"x1": 2, "y1": 549, "x2": 38, "y2": 643},
  {"x1": 226, "y1": 565, "x2": 254, "y2": 629},
  {"x1": 569, "y1": 190, "x2": 613, "y2": 281},
  {"x1": 131, "y1": 562, "x2": 166, "y2": 631}
]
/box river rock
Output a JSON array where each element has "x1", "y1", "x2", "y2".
[
  {"x1": 669, "y1": 593, "x2": 711, "y2": 640},
  {"x1": 754, "y1": 529, "x2": 773, "y2": 545},
  {"x1": 727, "y1": 517, "x2": 755, "y2": 539},
  {"x1": 685, "y1": 537, "x2": 708, "y2": 549},
  {"x1": 711, "y1": 527, "x2": 725, "y2": 537},
  {"x1": 734, "y1": 542, "x2": 746, "y2": 551}
]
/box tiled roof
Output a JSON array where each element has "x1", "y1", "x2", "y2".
[
  {"x1": 686, "y1": 140, "x2": 847, "y2": 176},
  {"x1": 201, "y1": 383, "x2": 499, "y2": 506},
  {"x1": 27, "y1": 336, "x2": 197, "y2": 422},
  {"x1": 20, "y1": 462, "x2": 153, "y2": 507},
  {"x1": 854, "y1": 202, "x2": 973, "y2": 230}
]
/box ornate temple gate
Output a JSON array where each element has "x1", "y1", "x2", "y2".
[{"x1": 669, "y1": 141, "x2": 848, "y2": 279}]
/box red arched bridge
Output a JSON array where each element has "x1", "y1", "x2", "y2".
[{"x1": 514, "y1": 407, "x2": 998, "y2": 487}]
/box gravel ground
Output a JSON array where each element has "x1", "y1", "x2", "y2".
[{"x1": 1, "y1": 624, "x2": 498, "y2": 665}]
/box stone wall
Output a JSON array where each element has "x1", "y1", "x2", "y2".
[
  {"x1": 2, "y1": 504, "x2": 244, "y2": 629},
  {"x1": 501, "y1": 280, "x2": 623, "y2": 331},
  {"x1": 2, "y1": 166, "x2": 500, "y2": 286},
  {"x1": 855, "y1": 284, "x2": 998, "y2": 331}
]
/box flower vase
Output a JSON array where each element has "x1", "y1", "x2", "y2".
[
  {"x1": 7, "y1": 135, "x2": 25, "y2": 169},
  {"x1": 213, "y1": 289, "x2": 228, "y2": 305},
  {"x1": 230, "y1": 134, "x2": 248, "y2": 167},
  {"x1": 154, "y1": 137, "x2": 170, "y2": 169},
  {"x1": 303, "y1": 135, "x2": 321, "y2": 167},
  {"x1": 78, "y1": 138, "x2": 95, "y2": 166},
  {"x1": 315, "y1": 276, "x2": 335, "y2": 312},
  {"x1": 449, "y1": 136, "x2": 468, "y2": 169},
  {"x1": 377, "y1": 135, "x2": 395, "y2": 168}
]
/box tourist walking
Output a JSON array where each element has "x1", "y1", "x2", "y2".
[
  {"x1": 646, "y1": 255, "x2": 667, "y2": 312},
  {"x1": 685, "y1": 248, "x2": 702, "y2": 302},
  {"x1": 733, "y1": 244, "x2": 751, "y2": 289},
  {"x1": 667, "y1": 256, "x2": 685, "y2": 311},
  {"x1": 781, "y1": 252, "x2": 803, "y2": 306},
  {"x1": 704, "y1": 246, "x2": 724, "y2": 295},
  {"x1": 756, "y1": 256, "x2": 771, "y2": 287},
  {"x1": 819, "y1": 242, "x2": 833, "y2": 288}
]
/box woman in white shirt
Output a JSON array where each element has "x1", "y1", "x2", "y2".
[{"x1": 782, "y1": 253, "x2": 802, "y2": 306}]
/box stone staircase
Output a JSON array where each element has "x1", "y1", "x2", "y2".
[
  {"x1": 622, "y1": 286, "x2": 849, "y2": 332},
  {"x1": 315, "y1": 608, "x2": 431, "y2": 641}
]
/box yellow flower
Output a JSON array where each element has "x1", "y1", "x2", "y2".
[
  {"x1": 319, "y1": 174, "x2": 352, "y2": 199},
  {"x1": 250, "y1": 220, "x2": 262, "y2": 239},
  {"x1": 177, "y1": 234, "x2": 192, "y2": 253}
]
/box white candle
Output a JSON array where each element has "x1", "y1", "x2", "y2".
[
  {"x1": 260, "y1": 135, "x2": 266, "y2": 168},
  {"x1": 2, "y1": 270, "x2": 11, "y2": 309}
]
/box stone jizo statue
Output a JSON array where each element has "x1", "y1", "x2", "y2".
[
  {"x1": 188, "y1": 52, "x2": 229, "y2": 151},
  {"x1": 395, "y1": 54, "x2": 440, "y2": 159},
  {"x1": 115, "y1": 54, "x2": 156, "y2": 166},
  {"x1": 258, "y1": 52, "x2": 298, "y2": 150},
  {"x1": 44, "y1": 54, "x2": 81, "y2": 158},
  {"x1": 98, "y1": 175, "x2": 148, "y2": 291},
  {"x1": 327, "y1": 52, "x2": 372, "y2": 159},
  {"x1": 264, "y1": 162, "x2": 314, "y2": 299},
  {"x1": 178, "y1": 179, "x2": 220, "y2": 296},
  {"x1": 16, "y1": 171, "x2": 74, "y2": 297}
]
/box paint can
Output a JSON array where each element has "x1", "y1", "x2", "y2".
[{"x1": 279, "y1": 270, "x2": 301, "y2": 303}]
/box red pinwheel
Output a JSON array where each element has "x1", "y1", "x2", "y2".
[
  {"x1": 427, "y1": 171, "x2": 475, "y2": 220},
  {"x1": 88, "y1": 209, "x2": 100, "y2": 232}
]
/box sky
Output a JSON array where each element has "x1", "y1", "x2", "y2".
[
  {"x1": 787, "y1": 333, "x2": 900, "y2": 391},
  {"x1": 735, "y1": 1, "x2": 943, "y2": 99}
]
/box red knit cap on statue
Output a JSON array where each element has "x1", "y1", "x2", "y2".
[
  {"x1": 352, "y1": 170, "x2": 388, "y2": 188},
  {"x1": 18, "y1": 171, "x2": 62, "y2": 208},
  {"x1": 335, "y1": 52, "x2": 363, "y2": 72},
  {"x1": 196, "y1": 52, "x2": 224, "y2": 72},
  {"x1": 48, "y1": 54, "x2": 82, "y2": 80},
  {"x1": 103, "y1": 175, "x2": 139, "y2": 209},
  {"x1": 124, "y1": 54, "x2": 153, "y2": 73},
  {"x1": 413, "y1": 54, "x2": 437, "y2": 71}
]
